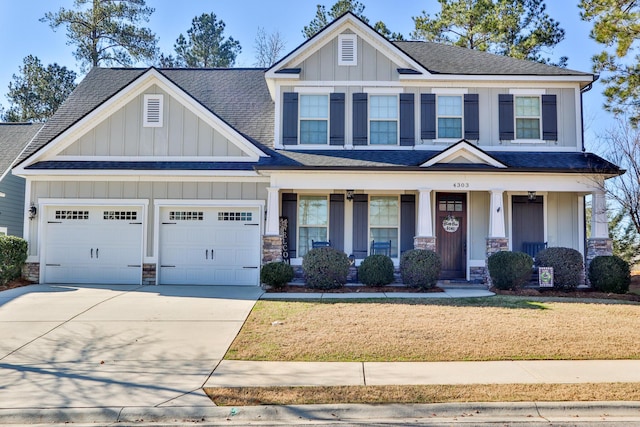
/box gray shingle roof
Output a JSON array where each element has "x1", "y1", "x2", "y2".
[
  {"x1": 0, "y1": 122, "x2": 44, "y2": 177},
  {"x1": 394, "y1": 41, "x2": 592, "y2": 77},
  {"x1": 16, "y1": 67, "x2": 274, "y2": 165},
  {"x1": 259, "y1": 149, "x2": 621, "y2": 174}
]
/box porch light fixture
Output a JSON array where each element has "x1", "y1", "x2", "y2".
[
  {"x1": 528, "y1": 191, "x2": 537, "y2": 201},
  {"x1": 346, "y1": 190, "x2": 354, "y2": 201},
  {"x1": 28, "y1": 204, "x2": 37, "y2": 220}
]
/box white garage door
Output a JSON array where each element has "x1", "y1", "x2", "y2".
[
  {"x1": 159, "y1": 206, "x2": 261, "y2": 285},
  {"x1": 43, "y1": 206, "x2": 143, "y2": 284}
]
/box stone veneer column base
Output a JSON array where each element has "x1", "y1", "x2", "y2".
[
  {"x1": 22, "y1": 262, "x2": 40, "y2": 283},
  {"x1": 142, "y1": 263, "x2": 156, "y2": 285},
  {"x1": 485, "y1": 237, "x2": 509, "y2": 285},
  {"x1": 263, "y1": 235, "x2": 283, "y2": 264},
  {"x1": 414, "y1": 236, "x2": 436, "y2": 251}
]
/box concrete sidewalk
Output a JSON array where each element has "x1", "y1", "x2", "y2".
[
  {"x1": 206, "y1": 359, "x2": 640, "y2": 388},
  {"x1": 262, "y1": 286, "x2": 495, "y2": 299}
]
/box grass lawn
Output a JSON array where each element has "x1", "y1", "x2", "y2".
[
  {"x1": 209, "y1": 294, "x2": 640, "y2": 406},
  {"x1": 225, "y1": 296, "x2": 640, "y2": 362}
]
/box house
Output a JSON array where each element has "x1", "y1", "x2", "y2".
[
  {"x1": 0, "y1": 123, "x2": 43, "y2": 237},
  {"x1": 12, "y1": 13, "x2": 621, "y2": 286}
]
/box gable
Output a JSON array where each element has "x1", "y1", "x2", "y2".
[
  {"x1": 57, "y1": 84, "x2": 250, "y2": 159},
  {"x1": 421, "y1": 140, "x2": 507, "y2": 168},
  {"x1": 265, "y1": 13, "x2": 427, "y2": 96},
  {"x1": 17, "y1": 69, "x2": 267, "y2": 172}
]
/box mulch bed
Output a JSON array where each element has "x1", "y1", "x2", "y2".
[
  {"x1": 265, "y1": 284, "x2": 445, "y2": 293},
  {"x1": 1, "y1": 278, "x2": 34, "y2": 292}
]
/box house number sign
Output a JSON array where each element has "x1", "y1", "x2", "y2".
[{"x1": 442, "y1": 216, "x2": 460, "y2": 233}]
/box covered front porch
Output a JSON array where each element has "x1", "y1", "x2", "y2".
[{"x1": 261, "y1": 170, "x2": 612, "y2": 283}]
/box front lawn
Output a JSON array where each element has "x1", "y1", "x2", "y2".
[{"x1": 225, "y1": 296, "x2": 640, "y2": 362}]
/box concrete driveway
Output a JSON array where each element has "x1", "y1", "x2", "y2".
[{"x1": 0, "y1": 284, "x2": 262, "y2": 409}]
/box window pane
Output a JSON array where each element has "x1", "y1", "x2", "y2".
[
  {"x1": 516, "y1": 118, "x2": 540, "y2": 139},
  {"x1": 370, "y1": 196, "x2": 398, "y2": 226},
  {"x1": 438, "y1": 96, "x2": 462, "y2": 116},
  {"x1": 370, "y1": 121, "x2": 397, "y2": 145},
  {"x1": 300, "y1": 95, "x2": 328, "y2": 118},
  {"x1": 299, "y1": 227, "x2": 328, "y2": 257},
  {"x1": 370, "y1": 228, "x2": 398, "y2": 257},
  {"x1": 298, "y1": 196, "x2": 328, "y2": 226},
  {"x1": 300, "y1": 120, "x2": 328, "y2": 144},
  {"x1": 370, "y1": 95, "x2": 397, "y2": 119},
  {"x1": 515, "y1": 97, "x2": 540, "y2": 117},
  {"x1": 438, "y1": 118, "x2": 462, "y2": 138}
]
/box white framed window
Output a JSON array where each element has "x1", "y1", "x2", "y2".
[
  {"x1": 143, "y1": 94, "x2": 163, "y2": 127},
  {"x1": 338, "y1": 34, "x2": 357, "y2": 66},
  {"x1": 437, "y1": 95, "x2": 463, "y2": 139},
  {"x1": 298, "y1": 195, "x2": 328, "y2": 257},
  {"x1": 0, "y1": 227, "x2": 6, "y2": 236},
  {"x1": 369, "y1": 196, "x2": 399, "y2": 257},
  {"x1": 299, "y1": 94, "x2": 329, "y2": 144},
  {"x1": 515, "y1": 96, "x2": 541, "y2": 140},
  {"x1": 369, "y1": 95, "x2": 398, "y2": 145}
]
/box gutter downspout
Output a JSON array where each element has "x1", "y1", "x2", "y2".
[{"x1": 579, "y1": 74, "x2": 599, "y2": 261}]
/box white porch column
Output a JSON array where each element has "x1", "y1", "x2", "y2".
[
  {"x1": 591, "y1": 190, "x2": 609, "y2": 238},
  {"x1": 489, "y1": 189, "x2": 506, "y2": 238},
  {"x1": 265, "y1": 186, "x2": 280, "y2": 236},
  {"x1": 417, "y1": 188, "x2": 433, "y2": 237}
]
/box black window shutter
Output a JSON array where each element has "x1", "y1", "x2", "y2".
[
  {"x1": 352, "y1": 93, "x2": 368, "y2": 146},
  {"x1": 281, "y1": 193, "x2": 297, "y2": 259},
  {"x1": 420, "y1": 93, "x2": 436, "y2": 139},
  {"x1": 400, "y1": 195, "x2": 416, "y2": 255},
  {"x1": 329, "y1": 93, "x2": 345, "y2": 145},
  {"x1": 399, "y1": 93, "x2": 415, "y2": 146},
  {"x1": 352, "y1": 194, "x2": 368, "y2": 258},
  {"x1": 464, "y1": 93, "x2": 480, "y2": 140},
  {"x1": 542, "y1": 94, "x2": 558, "y2": 140},
  {"x1": 498, "y1": 94, "x2": 514, "y2": 140},
  {"x1": 282, "y1": 92, "x2": 298, "y2": 145},
  {"x1": 329, "y1": 194, "x2": 345, "y2": 251}
]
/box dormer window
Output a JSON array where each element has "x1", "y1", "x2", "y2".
[
  {"x1": 338, "y1": 34, "x2": 357, "y2": 66},
  {"x1": 143, "y1": 94, "x2": 163, "y2": 127}
]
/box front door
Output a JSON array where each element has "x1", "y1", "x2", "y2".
[
  {"x1": 512, "y1": 195, "x2": 544, "y2": 256},
  {"x1": 436, "y1": 193, "x2": 467, "y2": 279}
]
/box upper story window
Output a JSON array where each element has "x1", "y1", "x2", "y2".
[
  {"x1": 437, "y1": 95, "x2": 463, "y2": 139},
  {"x1": 300, "y1": 94, "x2": 329, "y2": 144},
  {"x1": 369, "y1": 95, "x2": 398, "y2": 145},
  {"x1": 421, "y1": 92, "x2": 479, "y2": 141},
  {"x1": 500, "y1": 92, "x2": 557, "y2": 142},
  {"x1": 515, "y1": 96, "x2": 541, "y2": 140}
]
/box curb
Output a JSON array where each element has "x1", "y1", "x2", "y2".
[{"x1": 1, "y1": 401, "x2": 639, "y2": 425}]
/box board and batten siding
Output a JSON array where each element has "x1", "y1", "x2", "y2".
[
  {"x1": 546, "y1": 192, "x2": 581, "y2": 251},
  {"x1": 28, "y1": 180, "x2": 268, "y2": 257},
  {"x1": 469, "y1": 191, "x2": 490, "y2": 261},
  {"x1": 300, "y1": 31, "x2": 399, "y2": 82},
  {"x1": 0, "y1": 174, "x2": 26, "y2": 236},
  {"x1": 60, "y1": 85, "x2": 248, "y2": 158}
]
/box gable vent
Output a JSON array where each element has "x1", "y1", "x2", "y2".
[
  {"x1": 338, "y1": 34, "x2": 357, "y2": 66},
  {"x1": 143, "y1": 94, "x2": 163, "y2": 127}
]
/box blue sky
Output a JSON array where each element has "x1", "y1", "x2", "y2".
[{"x1": 0, "y1": 0, "x2": 609, "y2": 144}]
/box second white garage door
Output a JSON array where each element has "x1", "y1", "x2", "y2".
[{"x1": 158, "y1": 206, "x2": 261, "y2": 285}]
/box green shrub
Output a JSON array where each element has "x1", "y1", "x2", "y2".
[
  {"x1": 358, "y1": 254, "x2": 395, "y2": 286},
  {"x1": 302, "y1": 247, "x2": 350, "y2": 290},
  {"x1": 535, "y1": 247, "x2": 584, "y2": 291},
  {"x1": 400, "y1": 249, "x2": 441, "y2": 290},
  {"x1": 260, "y1": 262, "x2": 294, "y2": 289},
  {"x1": 0, "y1": 236, "x2": 28, "y2": 285},
  {"x1": 487, "y1": 251, "x2": 533, "y2": 290},
  {"x1": 589, "y1": 255, "x2": 630, "y2": 294}
]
